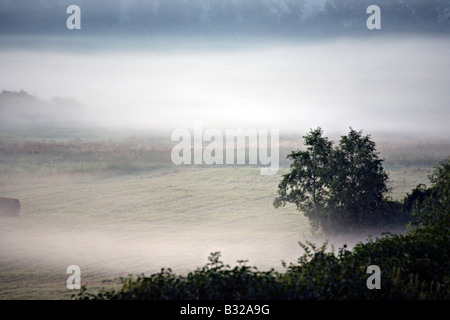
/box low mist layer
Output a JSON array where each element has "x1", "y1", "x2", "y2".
[{"x1": 0, "y1": 160, "x2": 433, "y2": 299}]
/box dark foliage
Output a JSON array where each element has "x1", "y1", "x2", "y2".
[
  {"x1": 274, "y1": 127, "x2": 406, "y2": 234},
  {"x1": 404, "y1": 158, "x2": 450, "y2": 230},
  {"x1": 74, "y1": 159, "x2": 449, "y2": 300},
  {"x1": 74, "y1": 223, "x2": 449, "y2": 300}
]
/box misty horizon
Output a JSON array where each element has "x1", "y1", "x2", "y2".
[
  {"x1": 1, "y1": 0, "x2": 449, "y2": 37},
  {"x1": 1, "y1": 35, "x2": 449, "y2": 139}
]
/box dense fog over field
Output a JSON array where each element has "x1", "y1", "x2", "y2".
[
  {"x1": 1, "y1": 36, "x2": 449, "y2": 138},
  {"x1": 0, "y1": 0, "x2": 449, "y2": 299},
  {"x1": 1, "y1": 0, "x2": 449, "y2": 136}
]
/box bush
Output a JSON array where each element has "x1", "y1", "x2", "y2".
[
  {"x1": 404, "y1": 159, "x2": 449, "y2": 230},
  {"x1": 74, "y1": 223, "x2": 449, "y2": 300},
  {"x1": 74, "y1": 159, "x2": 449, "y2": 300}
]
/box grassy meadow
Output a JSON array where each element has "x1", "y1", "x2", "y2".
[{"x1": 0, "y1": 125, "x2": 447, "y2": 299}]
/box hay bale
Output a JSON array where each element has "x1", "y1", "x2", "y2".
[{"x1": 0, "y1": 197, "x2": 21, "y2": 216}]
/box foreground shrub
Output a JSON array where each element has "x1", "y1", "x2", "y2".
[
  {"x1": 74, "y1": 224, "x2": 449, "y2": 300},
  {"x1": 74, "y1": 159, "x2": 449, "y2": 300}
]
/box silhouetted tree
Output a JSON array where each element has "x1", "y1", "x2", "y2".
[
  {"x1": 274, "y1": 127, "x2": 391, "y2": 233},
  {"x1": 273, "y1": 127, "x2": 333, "y2": 230}
]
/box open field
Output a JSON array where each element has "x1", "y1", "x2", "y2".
[
  {"x1": 0, "y1": 166, "x2": 308, "y2": 299},
  {"x1": 0, "y1": 129, "x2": 447, "y2": 299}
]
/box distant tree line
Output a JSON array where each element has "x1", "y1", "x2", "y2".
[{"x1": 1, "y1": 0, "x2": 449, "y2": 36}]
